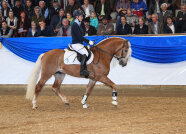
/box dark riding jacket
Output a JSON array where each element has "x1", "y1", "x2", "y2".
[{"x1": 71, "y1": 19, "x2": 89, "y2": 44}]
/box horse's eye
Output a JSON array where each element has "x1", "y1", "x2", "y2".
[{"x1": 125, "y1": 50, "x2": 128, "y2": 52}]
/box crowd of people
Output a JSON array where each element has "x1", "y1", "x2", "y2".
[{"x1": 0, "y1": 0, "x2": 186, "y2": 38}]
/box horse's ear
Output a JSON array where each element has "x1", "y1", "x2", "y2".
[{"x1": 126, "y1": 39, "x2": 129, "y2": 42}]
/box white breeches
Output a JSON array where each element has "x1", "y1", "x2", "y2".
[{"x1": 71, "y1": 43, "x2": 89, "y2": 57}]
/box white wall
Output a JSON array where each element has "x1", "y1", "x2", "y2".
[{"x1": 1, "y1": 46, "x2": 186, "y2": 85}]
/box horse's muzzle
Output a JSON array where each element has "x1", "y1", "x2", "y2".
[{"x1": 119, "y1": 58, "x2": 127, "y2": 67}]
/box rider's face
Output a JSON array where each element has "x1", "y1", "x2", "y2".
[{"x1": 78, "y1": 15, "x2": 83, "y2": 22}]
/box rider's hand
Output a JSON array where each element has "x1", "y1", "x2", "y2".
[{"x1": 89, "y1": 41, "x2": 94, "y2": 46}]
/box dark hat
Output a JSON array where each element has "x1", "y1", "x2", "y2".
[
  {"x1": 53, "y1": 0, "x2": 58, "y2": 3},
  {"x1": 102, "y1": 15, "x2": 107, "y2": 20},
  {"x1": 84, "y1": 17, "x2": 90, "y2": 22},
  {"x1": 15, "y1": 0, "x2": 21, "y2": 2}
]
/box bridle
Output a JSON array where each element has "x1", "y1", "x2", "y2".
[{"x1": 93, "y1": 40, "x2": 128, "y2": 64}]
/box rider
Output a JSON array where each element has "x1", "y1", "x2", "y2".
[{"x1": 71, "y1": 10, "x2": 94, "y2": 78}]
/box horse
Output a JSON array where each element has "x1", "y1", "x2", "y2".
[{"x1": 26, "y1": 37, "x2": 132, "y2": 109}]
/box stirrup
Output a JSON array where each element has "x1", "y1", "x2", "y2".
[{"x1": 80, "y1": 70, "x2": 89, "y2": 78}]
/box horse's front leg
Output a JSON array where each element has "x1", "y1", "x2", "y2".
[
  {"x1": 81, "y1": 79, "x2": 96, "y2": 108},
  {"x1": 99, "y1": 75, "x2": 118, "y2": 106}
]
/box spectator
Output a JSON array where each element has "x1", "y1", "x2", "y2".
[
  {"x1": 65, "y1": 0, "x2": 83, "y2": 16},
  {"x1": 148, "y1": 13, "x2": 163, "y2": 34},
  {"x1": 57, "y1": 18, "x2": 71, "y2": 36},
  {"x1": 133, "y1": 17, "x2": 148, "y2": 34},
  {"x1": 164, "y1": 0, "x2": 176, "y2": 17},
  {"x1": 24, "y1": 0, "x2": 34, "y2": 20},
  {"x1": 95, "y1": 0, "x2": 111, "y2": 20},
  {"x1": 117, "y1": 16, "x2": 132, "y2": 35},
  {"x1": 159, "y1": 3, "x2": 172, "y2": 24},
  {"x1": 176, "y1": 5, "x2": 186, "y2": 33},
  {"x1": 97, "y1": 16, "x2": 114, "y2": 35},
  {"x1": 13, "y1": 0, "x2": 24, "y2": 18},
  {"x1": 126, "y1": 9, "x2": 138, "y2": 27},
  {"x1": 27, "y1": 21, "x2": 41, "y2": 37},
  {"x1": 16, "y1": 11, "x2": 31, "y2": 37},
  {"x1": 82, "y1": 17, "x2": 97, "y2": 36},
  {"x1": 50, "y1": 0, "x2": 61, "y2": 17},
  {"x1": 66, "y1": 12, "x2": 74, "y2": 25},
  {"x1": 164, "y1": 16, "x2": 176, "y2": 34},
  {"x1": 39, "y1": 1, "x2": 49, "y2": 24},
  {"x1": 131, "y1": 0, "x2": 147, "y2": 17},
  {"x1": 0, "y1": 20, "x2": 13, "y2": 37},
  {"x1": 51, "y1": 9, "x2": 65, "y2": 33},
  {"x1": 32, "y1": 6, "x2": 45, "y2": 27},
  {"x1": 0, "y1": 11, "x2": 5, "y2": 28},
  {"x1": 39, "y1": 20, "x2": 54, "y2": 36},
  {"x1": 6, "y1": 10, "x2": 18, "y2": 31},
  {"x1": 181, "y1": 0, "x2": 186, "y2": 5},
  {"x1": 81, "y1": 0, "x2": 94, "y2": 17},
  {"x1": 90, "y1": 11, "x2": 98, "y2": 29},
  {"x1": 1, "y1": 1, "x2": 10, "y2": 18},
  {"x1": 148, "y1": 0, "x2": 164, "y2": 20},
  {"x1": 115, "y1": 0, "x2": 131, "y2": 30}
]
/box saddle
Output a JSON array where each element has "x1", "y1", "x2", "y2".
[{"x1": 64, "y1": 45, "x2": 94, "y2": 65}]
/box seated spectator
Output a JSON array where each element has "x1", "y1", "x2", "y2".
[
  {"x1": 15, "y1": 11, "x2": 31, "y2": 37},
  {"x1": 131, "y1": 0, "x2": 147, "y2": 17},
  {"x1": 97, "y1": 16, "x2": 114, "y2": 35},
  {"x1": 133, "y1": 17, "x2": 148, "y2": 34},
  {"x1": 65, "y1": 0, "x2": 83, "y2": 16},
  {"x1": 95, "y1": 0, "x2": 111, "y2": 20},
  {"x1": 90, "y1": 11, "x2": 99, "y2": 29},
  {"x1": 57, "y1": 18, "x2": 71, "y2": 36},
  {"x1": 0, "y1": 20, "x2": 13, "y2": 37},
  {"x1": 164, "y1": 0, "x2": 177, "y2": 17},
  {"x1": 159, "y1": 3, "x2": 172, "y2": 24},
  {"x1": 27, "y1": 21, "x2": 41, "y2": 37},
  {"x1": 39, "y1": 1, "x2": 49, "y2": 25},
  {"x1": 117, "y1": 16, "x2": 132, "y2": 35},
  {"x1": 50, "y1": 0, "x2": 61, "y2": 17},
  {"x1": 148, "y1": 0, "x2": 164, "y2": 20},
  {"x1": 32, "y1": 6, "x2": 45, "y2": 27},
  {"x1": 176, "y1": 5, "x2": 186, "y2": 33},
  {"x1": 25, "y1": 0, "x2": 34, "y2": 20},
  {"x1": 50, "y1": 9, "x2": 65, "y2": 33},
  {"x1": 148, "y1": 13, "x2": 163, "y2": 34},
  {"x1": 164, "y1": 16, "x2": 177, "y2": 34},
  {"x1": 13, "y1": 0, "x2": 24, "y2": 18},
  {"x1": 81, "y1": 0, "x2": 94, "y2": 17},
  {"x1": 115, "y1": 0, "x2": 131, "y2": 30},
  {"x1": 66, "y1": 12, "x2": 74, "y2": 25},
  {"x1": 0, "y1": 11, "x2": 5, "y2": 28},
  {"x1": 6, "y1": 10, "x2": 18, "y2": 31},
  {"x1": 82, "y1": 17, "x2": 97, "y2": 36},
  {"x1": 126, "y1": 9, "x2": 138, "y2": 27},
  {"x1": 1, "y1": 1, "x2": 10, "y2": 18},
  {"x1": 39, "y1": 20, "x2": 54, "y2": 36}
]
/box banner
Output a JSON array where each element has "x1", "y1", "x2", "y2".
[{"x1": 1, "y1": 35, "x2": 186, "y2": 63}]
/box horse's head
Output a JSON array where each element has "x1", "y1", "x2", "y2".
[{"x1": 115, "y1": 39, "x2": 132, "y2": 67}]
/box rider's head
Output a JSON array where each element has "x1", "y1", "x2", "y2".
[{"x1": 73, "y1": 10, "x2": 84, "y2": 22}]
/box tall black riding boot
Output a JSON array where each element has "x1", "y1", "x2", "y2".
[{"x1": 80, "y1": 54, "x2": 89, "y2": 78}]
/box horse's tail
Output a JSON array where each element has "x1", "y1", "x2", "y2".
[{"x1": 26, "y1": 53, "x2": 44, "y2": 100}]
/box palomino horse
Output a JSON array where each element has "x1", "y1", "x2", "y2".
[{"x1": 26, "y1": 37, "x2": 132, "y2": 109}]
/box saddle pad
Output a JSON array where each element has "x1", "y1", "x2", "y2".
[{"x1": 64, "y1": 49, "x2": 94, "y2": 65}]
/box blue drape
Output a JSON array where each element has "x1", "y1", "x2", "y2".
[{"x1": 1, "y1": 35, "x2": 186, "y2": 63}]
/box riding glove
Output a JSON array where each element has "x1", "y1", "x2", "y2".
[{"x1": 89, "y1": 41, "x2": 94, "y2": 45}]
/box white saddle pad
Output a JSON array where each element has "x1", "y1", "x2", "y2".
[{"x1": 64, "y1": 49, "x2": 94, "y2": 65}]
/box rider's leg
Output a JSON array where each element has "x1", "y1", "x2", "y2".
[{"x1": 71, "y1": 43, "x2": 89, "y2": 77}]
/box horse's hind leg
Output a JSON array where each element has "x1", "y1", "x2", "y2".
[
  {"x1": 32, "y1": 77, "x2": 49, "y2": 109},
  {"x1": 81, "y1": 79, "x2": 96, "y2": 108},
  {"x1": 52, "y1": 73, "x2": 69, "y2": 105}
]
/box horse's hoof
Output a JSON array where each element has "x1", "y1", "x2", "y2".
[
  {"x1": 83, "y1": 104, "x2": 88, "y2": 109},
  {"x1": 112, "y1": 101, "x2": 118, "y2": 106},
  {"x1": 65, "y1": 103, "x2": 70, "y2": 107},
  {"x1": 32, "y1": 106, "x2": 38, "y2": 110}
]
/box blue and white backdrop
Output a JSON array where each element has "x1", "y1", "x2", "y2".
[{"x1": 0, "y1": 35, "x2": 186, "y2": 85}]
